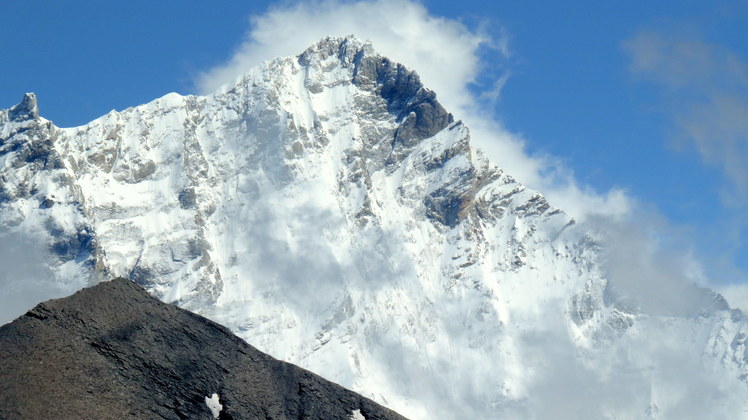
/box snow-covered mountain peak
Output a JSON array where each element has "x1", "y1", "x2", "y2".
[
  {"x1": 220, "y1": 33, "x2": 454, "y2": 154},
  {"x1": 3, "y1": 37, "x2": 748, "y2": 419},
  {"x1": 297, "y1": 34, "x2": 375, "y2": 65},
  {"x1": 7, "y1": 92, "x2": 39, "y2": 122}
]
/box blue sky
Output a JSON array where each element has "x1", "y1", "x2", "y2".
[{"x1": 2, "y1": 1, "x2": 747, "y2": 288}]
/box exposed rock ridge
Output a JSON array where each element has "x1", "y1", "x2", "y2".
[
  {"x1": 8, "y1": 93, "x2": 39, "y2": 122},
  {"x1": 0, "y1": 278, "x2": 407, "y2": 420},
  {"x1": 299, "y1": 36, "x2": 454, "y2": 150}
]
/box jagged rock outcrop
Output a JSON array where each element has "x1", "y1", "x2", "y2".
[{"x1": 0, "y1": 278, "x2": 406, "y2": 420}]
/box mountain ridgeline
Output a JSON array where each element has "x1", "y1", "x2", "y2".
[
  {"x1": 1, "y1": 36, "x2": 748, "y2": 418},
  {"x1": 0, "y1": 278, "x2": 406, "y2": 419}
]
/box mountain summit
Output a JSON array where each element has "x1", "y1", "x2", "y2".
[{"x1": 1, "y1": 36, "x2": 748, "y2": 418}]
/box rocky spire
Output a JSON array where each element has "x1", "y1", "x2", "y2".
[{"x1": 9, "y1": 92, "x2": 39, "y2": 122}]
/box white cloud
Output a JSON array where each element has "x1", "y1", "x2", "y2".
[
  {"x1": 593, "y1": 211, "x2": 729, "y2": 317},
  {"x1": 0, "y1": 230, "x2": 65, "y2": 325},
  {"x1": 623, "y1": 30, "x2": 748, "y2": 206},
  {"x1": 622, "y1": 28, "x2": 748, "y2": 303},
  {"x1": 718, "y1": 283, "x2": 748, "y2": 313},
  {"x1": 195, "y1": 0, "x2": 489, "y2": 116},
  {"x1": 195, "y1": 0, "x2": 631, "y2": 222},
  {"x1": 518, "y1": 306, "x2": 746, "y2": 420}
]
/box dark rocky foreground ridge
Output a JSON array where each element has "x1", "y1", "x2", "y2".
[{"x1": 0, "y1": 278, "x2": 407, "y2": 420}]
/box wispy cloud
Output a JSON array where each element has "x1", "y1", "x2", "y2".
[
  {"x1": 623, "y1": 30, "x2": 748, "y2": 206},
  {"x1": 0, "y1": 230, "x2": 64, "y2": 325},
  {"x1": 195, "y1": 0, "x2": 492, "y2": 116},
  {"x1": 622, "y1": 28, "x2": 748, "y2": 295}
]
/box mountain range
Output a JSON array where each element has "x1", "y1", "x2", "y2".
[{"x1": 1, "y1": 35, "x2": 747, "y2": 418}]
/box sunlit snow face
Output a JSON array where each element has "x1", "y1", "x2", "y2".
[
  {"x1": 1, "y1": 14, "x2": 748, "y2": 418},
  {"x1": 193, "y1": 0, "x2": 631, "y2": 223}
]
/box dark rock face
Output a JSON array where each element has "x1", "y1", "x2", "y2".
[
  {"x1": 178, "y1": 187, "x2": 197, "y2": 209},
  {"x1": 304, "y1": 37, "x2": 453, "y2": 149},
  {"x1": 355, "y1": 55, "x2": 453, "y2": 147},
  {"x1": 0, "y1": 279, "x2": 407, "y2": 420},
  {"x1": 0, "y1": 115, "x2": 63, "y2": 173},
  {"x1": 8, "y1": 93, "x2": 39, "y2": 122}
]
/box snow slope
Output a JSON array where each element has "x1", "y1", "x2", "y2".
[{"x1": 2, "y1": 36, "x2": 748, "y2": 419}]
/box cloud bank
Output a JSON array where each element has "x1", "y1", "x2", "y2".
[{"x1": 0, "y1": 231, "x2": 65, "y2": 325}]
